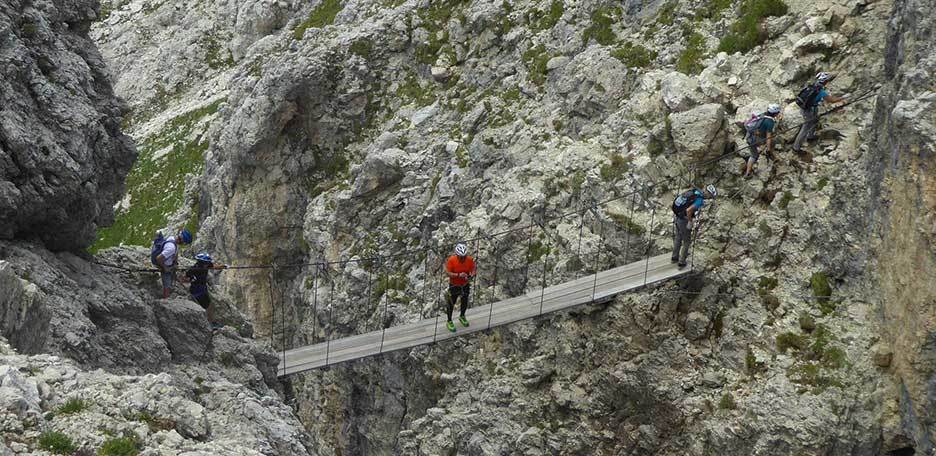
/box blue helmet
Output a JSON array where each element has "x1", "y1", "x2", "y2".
[
  {"x1": 195, "y1": 252, "x2": 212, "y2": 263},
  {"x1": 179, "y1": 229, "x2": 193, "y2": 244}
]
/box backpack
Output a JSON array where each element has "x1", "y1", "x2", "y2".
[
  {"x1": 744, "y1": 113, "x2": 767, "y2": 135},
  {"x1": 672, "y1": 189, "x2": 701, "y2": 217},
  {"x1": 795, "y1": 83, "x2": 822, "y2": 109},
  {"x1": 150, "y1": 232, "x2": 175, "y2": 266}
]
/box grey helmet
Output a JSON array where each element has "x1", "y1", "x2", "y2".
[
  {"x1": 454, "y1": 242, "x2": 468, "y2": 256},
  {"x1": 767, "y1": 103, "x2": 781, "y2": 115},
  {"x1": 816, "y1": 72, "x2": 835, "y2": 84},
  {"x1": 705, "y1": 184, "x2": 717, "y2": 198}
]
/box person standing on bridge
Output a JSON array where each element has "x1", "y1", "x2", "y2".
[
  {"x1": 445, "y1": 242, "x2": 476, "y2": 332},
  {"x1": 671, "y1": 184, "x2": 716, "y2": 269}
]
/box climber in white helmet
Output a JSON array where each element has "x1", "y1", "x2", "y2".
[
  {"x1": 742, "y1": 103, "x2": 782, "y2": 178},
  {"x1": 670, "y1": 184, "x2": 717, "y2": 269},
  {"x1": 444, "y1": 242, "x2": 476, "y2": 332},
  {"x1": 793, "y1": 72, "x2": 846, "y2": 155}
]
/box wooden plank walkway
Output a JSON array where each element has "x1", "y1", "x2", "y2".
[{"x1": 278, "y1": 253, "x2": 688, "y2": 376}]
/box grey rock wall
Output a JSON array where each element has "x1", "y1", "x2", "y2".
[{"x1": 0, "y1": 0, "x2": 134, "y2": 251}]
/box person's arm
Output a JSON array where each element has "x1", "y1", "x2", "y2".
[
  {"x1": 766, "y1": 131, "x2": 774, "y2": 152},
  {"x1": 156, "y1": 254, "x2": 167, "y2": 272},
  {"x1": 686, "y1": 205, "x2": 697, "y2": 223},
  {"x1": 825, "y1": 94, "x2": 846, "y2": 104}
]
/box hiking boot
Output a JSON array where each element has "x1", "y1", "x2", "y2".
[
  {"x1": 459, "y1": 315, "x2": 469, "y2": 327},
  {"x1": 678, "y1": 262, "x2": 688, "y2": 269},
  {"x1": 210, "y1": 322, "x2": 224, "y2": 331},
  {"x1": 671, "y1": 256, "x2": 679, "y2": 263},
  {"x1": 446, "y1": 320, "x2": 456, "y2": 332}
]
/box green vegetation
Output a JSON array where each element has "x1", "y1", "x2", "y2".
[
  {"x1": 656, "y1": 2, "x2": 677, "y2": 26},
  {"x1": 503, "y1": 87, "x2": 521, "y2": 102},
  {"x1": 396, "y1": 75, "x2": 437, "y2": 107},
  {"x1": 758, "y1": 220, "x2": 772, "y2": 237},
  {"x1": 376, "y1": 274, "x2": 408, "y2": 297},
  {"x1": 349, "y1": 38, "x2": 374, "y2": 59},
  {"x1": 21, "y1": 22, "x2": 39, "y2": 36},
  {"x1": 609, "y1": 213, "x2": 646, "y2": 236},
  {"x1": 38, "y1": 432, "x2": 77, "y2": 455},
  {"x1": 717, "y1": 0, "x2": 788, "y2": 54},
  {"x1": 676, "y1": 33, "x2": 707, "y2": 75},
  {"x1": 611, "y1": 43, "x2": 657, "y2": 68},
  {"x1": 134, "y1": 411, "x2": 175, "y2": 432},
  {"x1": 816, "y1": 177, "x2": 829, "y2": 191},
  {"x1": 745, "y1": 348, "x2": 766, "y2": 375},
  {"x1": 600, "y1": 153, "x2": 630, "y2": 182},
  {"x1": 788, "y1": 362, "x2": 842, "y2": 391},
  {"x1": 778, "y1": 191, "x2": 794, "y2": 209},
  {"x1": 718, "y1": 393, "x2": 737, "y2": 410},
  {"x1": 293, "y1": 0, "x2": 343, "y2": 39},
  {"x1": 810, "y1": 271, "x2": 833, "y2": 314},
  {"x1": 522, "y1": 44, "x2": 551, "y2": 85},
  {"x1": 531, "y1": 0, "x2": 564, "y2": 31},
  {"x1": 219, "y1": 351, "x2": 239, "y2": 367},
  {"x1": 57, "y1": 398, "x2": 88, "y2": 415},
  {"x1": 696, "y1": 0, "x2": 733, "y2": 19},
  {"x1": 527, "y1": 239, "x2": 550, "y2": 263},
  {"x1": 756, "y1": 276, "x2": 778, "y2": 295},
  {"x1": 776, "y1": 332, "x2": 807, "y2": 353},
  {"x1": 99, "y1": 435, "x2": 141, "y2": 456},
  {"x1": 761, "y1": 293, "x2": 780, "y2": 312},
  {"x1": 582, "y1": 6, "x2": 621, "y2": 46},
  {"x1": 92, "y1": 99, "x2": 224, "y2": 252},
  {"x1": 204, "y1": 34, "x2": 235, "y2": 70},
  {"x1": 798, "y1": 313, "x2": 815, "y2": 332}
]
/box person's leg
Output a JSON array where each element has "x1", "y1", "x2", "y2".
[
  {"x1": 678, "y1": 218, "x2": 691, "y2": 265},
  {"x1": 446, "y1": 286, "x2": 457, "y2": 322},
  {"x1": 459, "y1": 286, "x2": 470, "y2": 317},
  {"x1": 794, "y1": 109, "x2": 817, "y2": 151},
  {"x1": 672, "y1": 217, "x2": 684, "y2": 262},
  {"x1": 161, "y1": 272, "x2": 173, "y2": 299},
  {"x1": 745, "y1": 134, "x2": 759, "y2": 177}
]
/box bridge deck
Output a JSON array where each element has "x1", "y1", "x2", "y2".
[{"x1": 278, "y1": 253, "x2": 688, "y2": 376}]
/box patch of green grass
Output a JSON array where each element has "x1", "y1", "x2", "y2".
[
  {"x1": 134, "y1": 411, "x2": 175, "y2": 432},
  {"x1": 21, "y1": 22, "x2": 39, "y2": 37},
  {"x1": 522, "y1": 44, "x2": 551, "y2": 86},
  {"x1": 788, "y1": 362, "x2": 842, "y2": 392},
  {"x1": 816, "y1": 177, "x2": 829, "y2": 191},
  {"x1": 798, "y1": 313, "x2": 815, "y2": 332},
  {"x1": 99, "y1": 435, "x2": 141, "y2": 456},
  {"x1": 717, "y1": 0, "x2": 788, "y2": 54},
  {"x1": 676, "y1": 32, "x2": 707, "y2": 75},
  {"x1": 778, "y1": 191, "x2": 794, "y2": 209},
  {"x1": 38, "y1": 432, "x2": 77, "y2": 454},
  {"x1": 745, "y1": 348, "x2": 766, "y2": 375},
  {"x1": 349, "y1": 38, "x2": 373, "y2": 59},
  {"x1": 761, "y1": 293, "x2": 780, "y2": 312},
  {"x1": 756, "y1": 276, "x2": 778, "y2": 295},
  {"x1": 582, "y1": 6, "x2": 621, "y2": 46},
  {"x1": 599, "y1": 153, "x2": 630, "y2": 182},
  {"x1": 718, "y1": 393, "x2": 737, "y2": 410},
  {"x1": 810, "y1": 271, "x2": 833, "y2": 314},
  {"x1": 503, "y1": 86, "x2": 521, "y2": 102},
  {"x1": 609, "y1": 213, "x2": 646, "y2": 236},
  {"x1": 219, "y1": 352, "x2": 239, "y2": 367},
  {"x1": 293, "y1": 0, "x2": 343, "y2": 39},
  {"x1": 527, "y1": 239, "x2": 550, "y2": 263},
  {"x1": 396, "y1": 74, "x2": 437, "y2": 107},
  {"x1": 758, "y1": 220, "x2": 773, "y2": 237},
  {"x1": 204, "y1": 34, "x2": 235, "y2": 70},
  {"x1": 531, "y1": 0, "x2": 564, "y2": 31},
  {"x1": 611, "y1": 42, "x2": 657, "y2": 68},
  {"x1": 57, "y1": 398, "x2": 88, "y2": 415},
  {"x1": 92, "y1": 98, "x2": 225, "y2": 252},
  {"x1": 375, "y1": 274, "x2": 408, "y2": 296},
  {"x1": 776, "y1": 332, "x2": 807, "y2": 354},
  {"x1": 696, "y1": 0, "x2": 733, "y2": 19}
]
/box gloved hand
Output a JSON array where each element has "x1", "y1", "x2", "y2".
[{"x1": 687, "y1": 220, "x2": 695, "y2": 230}]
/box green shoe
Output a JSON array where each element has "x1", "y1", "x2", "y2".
[
  {"x1": 458, "y1": 315, "x2": 469, "y2": 327},
  {"x1": 446, "y1": 321, "x2": 456, "y2": 332}
]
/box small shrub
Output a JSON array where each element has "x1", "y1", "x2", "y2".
[
  {"x1": 756, "y1": 276, "x2": 778, "y2": 295},
  {"x1": 761, "y1": 293, "x2": 780, "y2": 312},
  {"x1": 821, "y1": 346, "x2": 847, "y2": 369},
  {"x1": 527, "y1": 240, "x2": 550, "y2": 263},
  {"x1": 656, "y1": 2, "x2": 677, "y2": 26},
  {"x1": 99, "y1": 435, "x2": 141, "y2": 456},
  {"x1": 816, "y1": 177, "x2": 829, "y2": 191},
  {"x1": 778, "y1": 191, "x2": 794, "y2": 210},
  {"x1": 38, "y1": 432, "x2": 77, "y2": 454},
  {"x1": 611, "y1": 43, "x2": 657, "y2": 68},
  {"x1": 776, "y1": 332, "x2": 807, "y2": 353},
  {"x1": 522, "y1": 44, "x2": 551, "y2": 85},
  {"x1": 745, "y1": 348, "x2": 766, "y2": 375},
  {"x1": 696, "y1": 0, "x2": 733, "y2": 19},
  {"x1": 349, "y1": 39, "x2": 373, "y2": 59},
  {"x1": 375, "y1": 274, "x2": 408, "y2": 296},
  {"x1": 600, "y1": 153, "x2": 630, "y2": 182},
  {"x1": 582, "y1": 6, "x2": 621, "y2": 45},
  {"x1": 57, "y1": 398, "x2": 88, "y2": 415},
  {"x1": 758, "y1": 220, "x2": 773, "y2": 237},
  {"x1": 532, "y1": 0, "x2": 564, "y2": 31},
  {"x1": 134, "y1": 411, "x2": 175, "y2": 432},
  {"x1": 219, "y1": 352, "x2": 239, "y2": 367},
  {"x1": 717, "y1": 0, "x2": 788, "y2": 54},
  {"x1": 718, "y1": 393, "x2": 737, "y2": 410},
  {"x1": 21, "y1": 22, "x2": 39, "y2": 36},
  {"x1": 676, "y1": 33, "x2": 707, "y2": 75},
  {"x1": 609, "y1": 213, "x2": 646, "y2": 236},
  {"x1": 293, "y1": 0, "x2": 343, "y2": 39},
  {"x1": 798, "y1": 313, "x2": 816, "y2": 333},
  {"x1": 810, "y1": 272, "x2": 833, "y2": 314}
]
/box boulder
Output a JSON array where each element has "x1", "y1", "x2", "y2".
[
  {"x1": 0, "y1": 366, "x2": 41, "y2": 419},
  {"x1": 794, "y1": 33, "x2": 843, "y2": 55},
  {"x1": 351, "y1": 149, "x2": 405, "y2": 197},
  {"x1": 685, "y1": 312, "x2": 710, "y2": 340},
  {"x1": 669, "y1": 103, "x2": 728, "y2": 161},
  {"x1": 660, "y1": 72, "x2": 701, "y2": 112},
  {"x1": 0, "y1": 262, "x2": 49, "y2": 354},
  {"x1": 155, "y1": 299, "x2": 212, "y2": 362}
]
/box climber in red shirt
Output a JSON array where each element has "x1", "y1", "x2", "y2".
[{"x1": 444, "y1": 242, "x2": 476, "y2": 332}]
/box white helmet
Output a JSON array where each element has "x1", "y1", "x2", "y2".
[
  {"x1": 705, "y1": 184, "x2": 717, "y2": 198},
  {"x1": 816, "y1": 72, "x2": 834, "y2": 84},
  {"x1": 767, "y1": 103, "x2": 781, "y2": 115},
  {"x1": 454, "y1": 242, "x2": 468, "y2": 256}
]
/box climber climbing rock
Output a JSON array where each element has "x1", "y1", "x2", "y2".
[
  {"x1": 793, "y1": 72, "x2": 847, "y2": 155},
  {"x1": 182, "y1": 252, "x2": 227, "y2": 330},
  {"x1": 671, "y1": 184, "x2": 716, "y2": 269},
  {"x1": 444, "y1": 242, "x2": 476, "y2": 332},
  {"x1": 152, "y1": 228, "x2": 192, "y2": 299},
  {"x1": 743, "y1": 103, "x2": 782, "y2": 178}
]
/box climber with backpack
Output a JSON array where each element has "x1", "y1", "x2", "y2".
[
  {"x1": 743, "y1": 104, "x2": 782, "y2": 178},
  {"x1": 151, "y1": 228, "x2": 193, "y2": 299},
  {"x1": 182, "y1": 252, "x2": 227, "y2": 330},
  {"x1": 444, "y1": 242, "x2": 476, "y2": 332},
  {"x1": 671, "y1": 185, "x2": 717, "y2": 269},
  {"x1": 792, "y1": 72, "x2": 846, "y2": 155}
]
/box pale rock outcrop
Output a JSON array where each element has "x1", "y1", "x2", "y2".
[{"x1": 669, "y1": 103, "x2": 728, "y2": 160}]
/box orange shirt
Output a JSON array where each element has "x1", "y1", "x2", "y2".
[{"x1": 446, "y1": 256, "x2": 476, "y2": 286}]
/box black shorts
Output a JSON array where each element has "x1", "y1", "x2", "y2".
[{"x1": 193, "y1": 293, "x2": 210, "y2": 310}]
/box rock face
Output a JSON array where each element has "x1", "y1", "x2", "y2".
[
  {"x1": 0, "y1": 0, "x2": 135, "y2": 251},
  {"x1": 0, "y1": 262, "x2": 49, "y2": 354}
]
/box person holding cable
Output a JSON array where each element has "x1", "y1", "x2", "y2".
[
  {"x1": 671, "y1": 185, "x2": 717, "y2": 269},
  {"x1": 444, "y1": 242, "x2": 476, "y2": 332}
]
